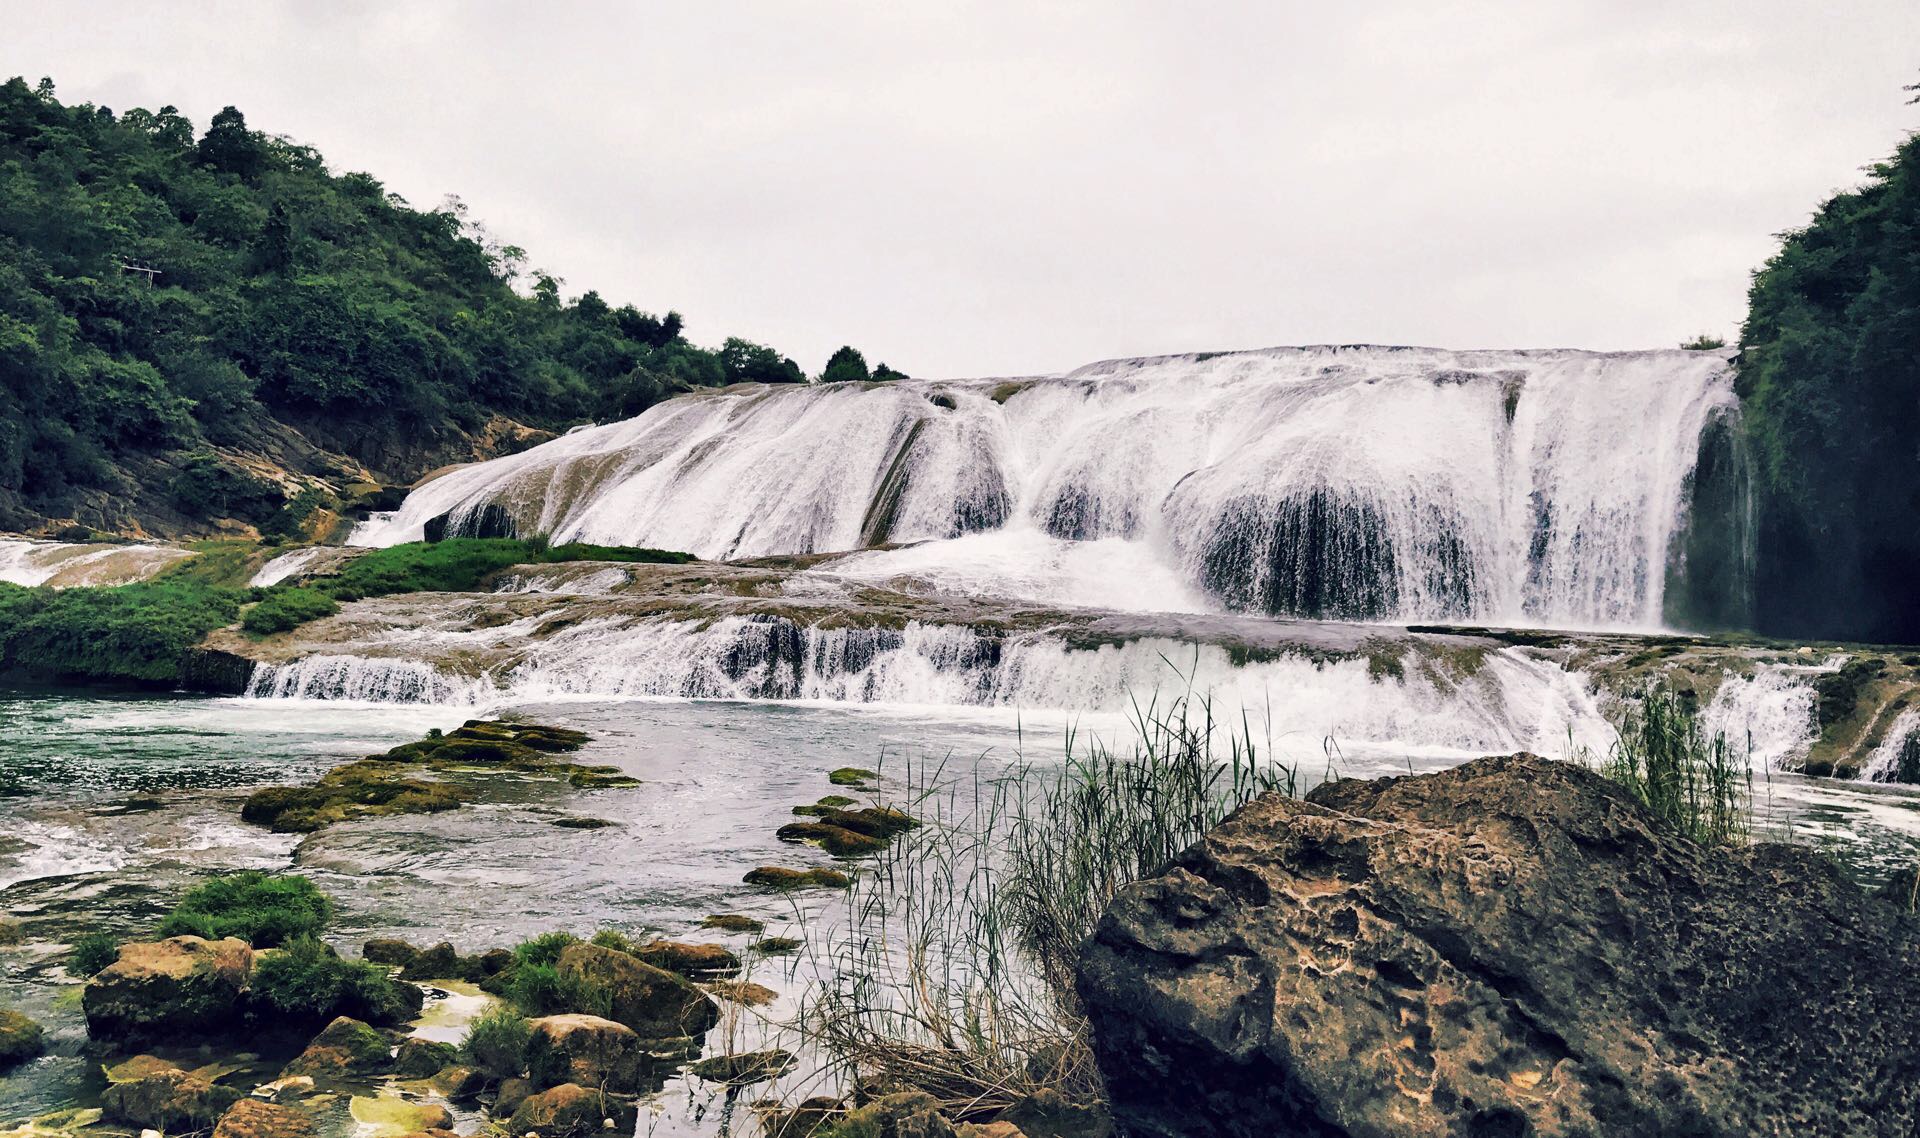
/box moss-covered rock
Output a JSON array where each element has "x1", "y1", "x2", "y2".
[
  {"x1": 554, "y1": 943, "x2": 719, "y2": 1039},
  {"x1": 398, "y1": 941, "x2": 468, "y2": 981},
  {"x1": 362, "y1": 938, "x2": 419, "y2": 967},
  {"x1": 507, "y1": 1083, "x2": 636, "y2": 1138},
  {"x1": 700, "y1": 914, "x2": 764, "y2": 934},
  {"x1": 743, "y1": 866, "x2": 850, "y2": 891},
  {"x1": 281, "y1": 1016, "x2": 395, "y2": 1079},
  {"x1": 0, "y1": 1008, "x2": 44, "y2": 1068},
  {"x1": 705, "y1": 981, "x2": 777, "y2": 1007},
  {"x1": 628, "y1": 939, "x2": 740, "y2": 978},
  {"x1": 525, "y1": 1014, "x2": 647, "y2": 1093},
  {"x1": 102, "y1": 1067, "x2": 242, "y2": 1131},
  {"x1": 828, "y1": 767, "x2": 877, "y2": 787},
  {"x1": 687, "y1": 1049, "x2": 793, "y2": 1086},
  {"x1": 755, "y1": 937, "x2": 802, "y2": 956},
  {"x1": 83, "y1": 935, "x2": 253, "y2": 1046},
  {"x1": 393, "y1": 1036, "x2": 458, "y2": 1079},
  {"x1": 820, "y1": 1092, "x2": 956, "y2": 1138},
  {"x1": 775, "y1": 821, "x2": 889, "y2": 856}
]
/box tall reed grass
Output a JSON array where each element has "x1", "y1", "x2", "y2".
[
  {"x1": 801, "y1": 681, "x2": 1293, "y2": 1117},
  {"x1": 1598, "y1": 683, "x2": 1752, "y2": 846}
]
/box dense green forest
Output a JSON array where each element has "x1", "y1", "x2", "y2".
[
  {"x1": 1738, "y1": 122, "x2": 1920, "y2": 643},
  {"x1": 0, "y1": 76, "x2": 902, "y2": 533}
]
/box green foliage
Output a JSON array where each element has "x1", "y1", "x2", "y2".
[
  {"x1": 155, "y1": 871, "x2": 332, "y2": 947},
  {"x1": 250, "y1": 934, "x2": 419, "y2": 1025},
  {"x1": 169, "y1": 452, "x2": 280, "y2": 520},
  {"x1": 0, "y1": 580, "x2": 240, "y2": 682},
  {"x1": 241, "y1": 586, "x2": 339, "y2": 635},
  {"x1": 511, "y1": 931, "x2": 580, "y2": 969},
  {"x1": 460, "y1": 1006, "x2": 532, "y2": 1080},
  {"x1": 0, "y1": 77, "x2": 865, "y2": 525},
  {"x1": 820, "y1": 345, "x2": 870, "y2": 384},
  {"x1": 870, "y1": 362, "x2": 910, "y2": 382},
  {"x1": 320, "y1": 539, "x2": 688, "y2": 603},
  {"x1": 506, "y1": 963, "x2": 611, "y2": 1018},
  {"x1": 67, "y1": 932, "x2": 120, "y2": 977},
  {"x1": 1679, "y1": 334, "x2": 1726, "y2": 350},
  {"x1": 1600, "y1": 685, "x2": 1750, "y2": 846},
  {"x1": 1738, "y1": 128, "x2": 1920, "y2": 641}
]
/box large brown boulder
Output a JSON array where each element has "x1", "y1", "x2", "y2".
[
  {"x1": 555, "y1": 943, "x2": 719, "y2": 1038},
  {"x1": 280, "y1": 1016, "x2": 395, "y2": 1080},
  {"x1": 83, "y1": 936, "x2": 253, "y2": 1045},
  {"x1": 212, "y1": 1098, "x2": 316, "y2": 1138},
  {"x1": 102, "y1": 1067, "x2": 242, "y2": 1130},
  {"x1": 526, "y1": 1013, "x2": 648, "y2": 1092},
  {"x1": 0, "y1": 1008, "x2": 44, "y2": 1068},
  {"x1": 1076, "y1": 753, "x2": 1920, "y2": 1138},
  {"x1": 506, "y1": 1082, "x2": 636, "y2": 1137}
]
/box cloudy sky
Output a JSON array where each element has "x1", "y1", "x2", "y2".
[{"x1": 12, "y1": 2, "x2": 1918, "y2": 377}]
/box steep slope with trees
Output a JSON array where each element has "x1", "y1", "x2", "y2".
[
  {"x1": 1738, "y1": 115, "x2": 1920, "y2": 643},
  {"x1": 0, "y1": 76, "x2": 879, "y2": 538}
]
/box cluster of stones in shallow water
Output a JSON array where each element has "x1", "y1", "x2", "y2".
[{"x1": 239, "y1": 721, "x2": 635, "y2": 833}]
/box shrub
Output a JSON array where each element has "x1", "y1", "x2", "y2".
[
  {"x1": 249, "y1": 935, "x2": 421, "y2": 1026},
  {"x1": 155, "y1": 871, "x2": 333, "y2": 947},
  {"x1": 241, "y1": 587, "x2": 340, "y2": 635},
  {"x1": 0, "y1": 581, "x2": 242, "y2": 684},
  {"x1": 461, "y1": 1006, "x2": 532, "y2": 1080},
  {"x1": 68, "y1": 932, "x2": 121, "y2": 977}
]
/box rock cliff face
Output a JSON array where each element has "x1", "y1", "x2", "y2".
[{"x1": 1076, "y1": 754, "x2": 1920, "y2": 1138}]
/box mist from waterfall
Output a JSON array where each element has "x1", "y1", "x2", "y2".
[{"x1": 353, "y1": 345, "x2": 1741, "y2": 632}]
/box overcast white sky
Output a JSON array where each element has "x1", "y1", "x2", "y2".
[{"x1": 12, "y1": 2, "x2": 1919, "y2": 377}]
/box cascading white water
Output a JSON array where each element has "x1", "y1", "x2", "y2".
[
  {"x1": 241, "y1": 612, "x2": 1620, "y2": 759},
  {"x1": 0, "y1": 538, "x2": 194, "y2": 587},
  {"x1": 353, "y1": 346, "x2": 1738, "y2": 631}
]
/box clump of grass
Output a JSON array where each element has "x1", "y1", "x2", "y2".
[
  {"x1": 250, "y1": 934, "x2": 421, "y2": 1026},
  {"x1": 155, "y1": 871, "x2": 332, "y2": 947},
  {"x1": 805, "y1": 681, "x2": 1293, "y2": 1116},
  {"x1": 68, "y1": 932, "x2": 121, "y2": 977},
  {"x1": 241, "y1": 586, "x2": 340, "y2": 635},
  {"x1": 1600, "y1": 684, "x2": 1751, "y2": 846},
  {"x1": 461, "y1": 1005, "x2": 532, "y2": 1080}
]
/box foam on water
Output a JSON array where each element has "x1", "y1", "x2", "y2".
[
  {"x1": 1700, "y1": 665, "x2": 1821, "y2": 770},
  {"x1": 352, "y1": 346, "x2": 1739, "y2": 631},
  {"x1": 244, "y1": 615, "x2": 1615, "y2": 760}
]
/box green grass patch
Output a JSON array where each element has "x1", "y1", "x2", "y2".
[
  {"x1": 0, "y1": 581, "x2": 242, "y2": 684},
  {"x1": 460, "y1": 1006, "x2": 532, "y2": 1080},
  {"x1": 155, "y1": 871, "x2": 333, "y2": 947},
  {"x1": 241, "y1": 587, "x2": 341, "y2": 635},
  {"x1": 250, "y1": 935, "x2": 422, "y2": 1026},
  {"x1": 67, "y1": 932, "x2": 121, "y2": 977},
  {"x1": 1600, "y1": 684, "x2": 1751, "y2": 846},
  {"x1": 316, "y1": 539, "x2": 692, "y2": 603}
]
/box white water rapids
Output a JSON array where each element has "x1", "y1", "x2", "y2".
[{"x1": 354, "y1": 346, "x2": 1739, "y2": 631}]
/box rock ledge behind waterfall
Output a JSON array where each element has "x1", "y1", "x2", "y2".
[{"x1": 1076, "y1": 753, "x2": 1920, "y2": 1137}]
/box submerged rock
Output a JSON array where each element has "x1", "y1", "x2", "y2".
[
  {"x1": 1076, "y1": 753, "x2": 1920, "y2": 1138},
  {"x1": 555, "y1": 943, "x2": 720, "y2": 1039},
  {"x1": 507, "y1": 1082, "x2": 636, "y2": 1138},
  {"x1": 687, "y1": 1048, "x2": 793, "y2": 1086},
  {"x1": 102, "y1": 1067, "x2": 242, "y2": 1131},
  {"x1": 362, "y1": 938, "x2": 419, "y2": 967},
  {"x1": 0, "y1": 1008, "x2": 45, "y2": 1068},
  {"x1": 211, "y1": 1098, "x2": 315, "y2": 1138},
  {"x1": 629, "y1": 939, "x2": 740, "y2": 977},
  {"x1": 742, "y1": 866, "x2": 850, "y2": 891},
  {"x1": 83, "y1": 936, "x2": 253, "y2": 1046}
]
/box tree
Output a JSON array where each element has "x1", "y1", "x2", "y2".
[
  {"x1": 197, "y1": 106, "x2": 266, "y2": 180},
  {"x1": 719, "y1": 337, "x2": 805, "y2": 385},
  {"x1": 871, "y1": 362, "x2": 909, "y2": 381},
  {"x1": 820, "y1": 345, "x2": 869, "y2": 383}
]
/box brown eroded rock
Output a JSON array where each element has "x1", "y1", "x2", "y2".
[
  {"x1": 212, "y1": 1098, "x2": 316, "y2": 1138},
  {"x1": 102, "y1": 1067, "x2": 242, "y2": 1130},
  {"x1": 1077, "y1": 753, "x2": 1920, "y2": 1138},
  {"x1": 526, "y1": 1013, "x2": 648, "y2": 1093},
  {"x1": 82, "y1": 936, "x2": 253, "y2": 1045},
  {"x1": 506, "y1": 1082, "x2": 636, "y2": 1138},
  {"x1": 629, "y1": 938, "x2": 741, "y2": 977}
]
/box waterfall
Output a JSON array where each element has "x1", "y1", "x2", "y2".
[
  {"x1": 242, "y1": 613, "x2": 1615, "y2": 758},
  {"x1": 0, "y1": 538, "x2": 194, "y2": 587},
  {"x1": 352, "y1": 346, "x2": 1740, "y2": 632}
]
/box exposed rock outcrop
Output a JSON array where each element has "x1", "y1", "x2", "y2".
[
  {"x1": 555, "y1": 943, "x2": 719, "y2": 1039},
  {"x1": 526, "y1": 1013, "x2": 647, "y2": 1092},
  {"x1": 212, "y1": 1098, "x2": 316, "y2": 1138},
  {"x1": 1076, "y1": 753, "x2": 1920, "y2": 1138},
  {"x1": 102, "y1": 1066, "x2": 242, "y2": 1130},
  {"x1": 82, "y1": 936, "x2": 253, "y2": 1046},
  {"x1": 0, "y1": 1008, "x2": 44, "y2": 1067}
]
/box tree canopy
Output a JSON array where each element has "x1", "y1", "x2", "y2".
[{"x1": 0, "y1": 76, "x2": 907, "y2": 531}]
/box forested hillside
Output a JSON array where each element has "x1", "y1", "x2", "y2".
[
  {"x1": 0, "y1": 76, "x2": 893, "y2": 537},
  {"x1": 1739, "y1": 123, "x2": 1920, "y2": 644}
]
